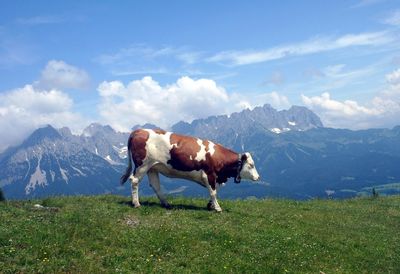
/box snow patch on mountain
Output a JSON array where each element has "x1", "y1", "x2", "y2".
[{"x1": 26, "y1": 155, "x2": 47, "y2": 194}]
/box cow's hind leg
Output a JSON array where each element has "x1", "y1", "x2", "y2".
[
  {"x1": 129, "y1": 165, "x2": 150, "y2": 208},
  {"x1": 148, "y1": 169, "x2": 171, "y2": 209}
]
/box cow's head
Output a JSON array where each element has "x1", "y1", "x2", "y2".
[{"x1": 235, "y1": 152, "x2": 260, "y2": 183}]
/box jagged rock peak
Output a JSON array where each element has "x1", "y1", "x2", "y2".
[
  {"x1": 82, "y1": 123, "x2": 115, "y2": 137},
  {"x1": 22, "y1": 125, "x2": 61, "y2": 147},
  {"x1": 132, "y1": 123, "x2": 162, "y2": 131}
]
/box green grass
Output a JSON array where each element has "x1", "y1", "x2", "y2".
[{"x1": 1, "y1": 195, "x2": 399, "y2": 273}]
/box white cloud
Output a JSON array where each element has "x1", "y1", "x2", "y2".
[
  {"x1": 383, "y1": 10, "x2": 400, "y2": 26},
  {"x1": 208, "y1": 31, "x2": 394, "y2": 66},
  {"x1": 97, "y1": 76, "x2": 289, "y2": 131},
  {"x1": 301, "y1": 67, "x2": 400, "y2": 129},
  {"x1": 0, "y1": 85, "x2": 87, "y2": 151},
  {"x1": 38, "y1": 60, "x2": 90, "y2": 90},
  {"x1": 97, "y1": 76, "x2": 230, "y2": 131},
  {"x1": 302, "y1": 92, "x2": 380, "y2": 116}
]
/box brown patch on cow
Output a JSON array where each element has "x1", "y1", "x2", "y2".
[
  {"x1": 167, "y1": 133, "x2": 240, "y2": 189},
  {"x1": 153, "y1": 129, "x2": 166, "y2": 135},
  {"x1": 212, "y1": 144, "x2": 240, "y2": 185},
  {"x1": 129, "y1": 129, "x2": 150, "y2": 169},
  {"x1": 203, "y1": 140, "x2": 210, "y2": 152},
  {"x1": 168, "y1": 134, "x2": 202, "y2": 171}
]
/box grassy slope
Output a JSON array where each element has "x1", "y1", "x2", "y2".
[{"x1": 0, "y1": 195, "x2": 399, "y2": 273}]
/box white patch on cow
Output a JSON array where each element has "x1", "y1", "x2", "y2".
[
  {"x1": 144, "y1": 129, "x2": 174, "y2": 165},
  {"x1": 195, "y1": 139, "x2": 207, "y2": 161},
  {"x1": 189, "y1": 155, "x2": 193, "y2": 160},
  {"x1": 208, "y1": 141, "x2": 215, "y2": 156},
  {"x1": 288, "y1": 121, "x2": 296, "y2": 126}
]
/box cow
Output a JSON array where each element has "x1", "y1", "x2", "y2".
[{"x1": 120, "y1": 128, "x2": 260, "y2": 212}]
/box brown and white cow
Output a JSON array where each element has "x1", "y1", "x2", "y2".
[{"x1": 120, "y1": 128, "x2": 260, "y2": 212}]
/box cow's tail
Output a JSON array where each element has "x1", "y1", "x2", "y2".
[{"x1": 120, "y1": 135, "x2": 133, "y2": 185}]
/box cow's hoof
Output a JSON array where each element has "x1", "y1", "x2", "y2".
[
  {"x1": 162, "y1": 203, "x2": 172, "y2": 210},
  {"x1": 207, "y1": 202, "x2": 222, "y2": 212},
  {"x1": 207, "y1": 201, "x2": 213, "y2": 211},
  {"x1": 132, "y1": 203, "x2": 141, "y2": 208}
]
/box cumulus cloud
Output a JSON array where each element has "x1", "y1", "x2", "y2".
[
  {"x1": 97, "y1": 76, "x2": 230, "y2": 131},
  {"x1": 302, "y1": 68, "x2": 400, "y2": 129},
  {"x1": 97, "y1": 76, "x2": 289, "y2": 131},
  {"x1": 0, "y1": 85, "x2": 87, "y2": 151},
  {"x1": 38, "y1": 60, "x2": 90, "y2": 90}
]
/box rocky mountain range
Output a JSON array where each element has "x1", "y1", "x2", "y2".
[
  {"x1": 0, "y1": 124, "x2": 128, "y2": 198},
  {"x1": 1, "y1": 104, "x2": 399, "y2": 200},
  {"x1": 172, "y1": 104, "x2": 322, "y2": 140}
]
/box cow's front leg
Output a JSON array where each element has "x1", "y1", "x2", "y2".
[
  {"x1": 203, "y1": 173, "x2": 221, "y2": 212},
  {"x1": 207, "y1": 184, "x2": 221, "y2": 212}
]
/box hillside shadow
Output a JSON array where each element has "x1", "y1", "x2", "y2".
[{"x1": 118, "y1": 200, "x2": 209, "y2": 211}]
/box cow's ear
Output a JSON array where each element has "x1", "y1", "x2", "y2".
[{"x1": 241, "y1": 153, "x2": 248, "y2": 162}]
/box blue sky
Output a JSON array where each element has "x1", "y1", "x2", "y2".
[{"x1": 1, "y1": 0, "x2": 400, "y2": 150}]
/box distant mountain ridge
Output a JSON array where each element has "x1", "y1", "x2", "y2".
[
  {"x1": 172, "y1": 104, "x2": 323, "y2": 138},
  {"x1": 1, "y1": 104, "x2": 400, "y2": 200}
]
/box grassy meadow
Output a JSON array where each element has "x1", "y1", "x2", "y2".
[{"x1": 0, "y1": 195, "x2": 399, "y2": 273}]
